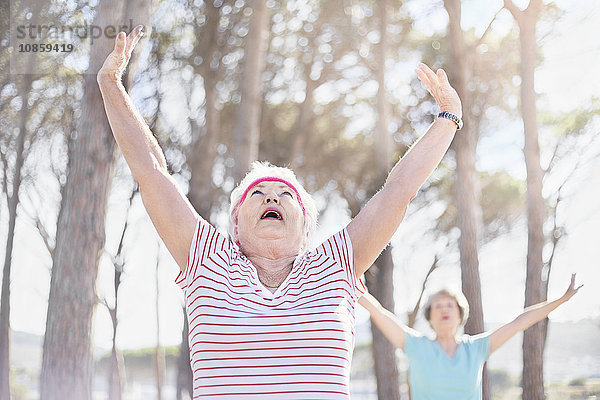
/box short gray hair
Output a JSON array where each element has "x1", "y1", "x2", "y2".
[
  {"x1": 228, "y1": 161, "x2": 318, "y2": 249},
  {"x1": 423, "y1": 288, "x2": 470, "y2": 327}
]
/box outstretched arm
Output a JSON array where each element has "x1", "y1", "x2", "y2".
[
  {"x1": 98, "y1": 27, "x2": 198, "y2": 271},
  {"x1": 359, "y1": 292, "x2": 408, "y2": 351},
  {"x1": 348, "y1": 64, "x2": 462, "y2": 276},
  {"x1": 489, "y1": 274, "x2": 583, "y2": 355}
]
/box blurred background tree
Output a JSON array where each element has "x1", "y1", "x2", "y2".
[{"x1": 1, "y1": 0, "x2": 599, "y2": 399}]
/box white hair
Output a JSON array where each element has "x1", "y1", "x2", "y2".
[{"x1": 228, "y1": 161, "x2": 318, "y2": 249}]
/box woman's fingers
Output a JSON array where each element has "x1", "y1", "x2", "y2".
[
  {"x1": 114, "y1": 32, "x2": 126, "y2": 56},
  {"x1": 419, "y1": 63, "x2": 439, "y2": 86},
  {"x1": 571, "y1": 274, "x2": 583, "y2": 292},
  {"x1": 125, "y1": 25, "x2": 144, "y2": 58},
  {"x1": 98, "y1": 27, "x2": 143, "y2": 84},
  {"x1": 415, "y1": 68, "x2": 432, "y2": 90},
  {"x1": 437, "y1": 68, "x2": 450, "y2": 86},
  {"x1": 131, "y1": 27, "x2": 144, "y2": 48},
  {"x1": 415, "y1": 62, "x2": 462, "y2": 117}
]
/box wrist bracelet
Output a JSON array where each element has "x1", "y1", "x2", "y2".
[{"x1": 438, "y1": 111, "x2": 463, "y2": 130}]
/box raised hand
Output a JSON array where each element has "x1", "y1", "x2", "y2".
[
  {"x1": 97, "y1": 25, "x2": 144, "y2": 85},
  {"x1": 415, "y1": 63, "x2": 462, "y2": 118},
  {"x1": 561, "y1": 273, "x2": 583, "y2": 302}
]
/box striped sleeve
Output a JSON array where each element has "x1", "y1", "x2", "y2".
[
  {"x1": 316, "y1": 227, "x2": 366, "y2": 300},
  {"x1": 174, "y1": 217, "x2": 230, "y2": 292}
]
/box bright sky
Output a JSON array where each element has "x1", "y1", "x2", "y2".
[{"x1": 6, "y1": 0, "x2": 600, "y2": 352}]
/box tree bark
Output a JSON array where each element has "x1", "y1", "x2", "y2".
[
  {"x1": 443, "y1": 0, "x2": 489, "y2": 398},
  {"x1": 179, "y1": 3, "x2": 222, "y2": 396},
  {"x1": 40, "y1": 1, "x2": 152, "y2": 398},
  {"x1": 520, "y1": 7, "x2": 546, "y2": 400},
  {"x1": 366, "y1": 248, "x2": 401, "y2": 400},
  {"x1": 288, "y1": 72, "x2": 317, "y2": 169},
  {"x1": 108, "y1": 322, "x2": 125, "y2": 400},
  {"x1": 176, "y1": 311, "x2": 193, "y2": 400},
  {"x1": 503, "y1": 1, "x2": 546, "y2": 398},
  {"x1": 188, "y1": 1, "x2": 221, "y2": 213},
  {"x1": 0, "y1": 75, "x2": 31, "y2": 400},
  {"x1": 232, "y1": 0, "x2": 270, "y2": 181},
  {"x1": 107, "y1": 189, "x2": 136, "y2": 400},
  {"x1": 0, "y1": 1, "x2": 44, "y2": 395},
  {"x1": 374, "y1": 0, "x2": 393, "y2": 173},
  {"x1": 155, "y1": 245, "x2": 164, "y2": 400},
  {"x1": 365, "y1": 3, "x2": 401, "y2": 399}
]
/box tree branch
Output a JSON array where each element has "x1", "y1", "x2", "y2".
[
  {"x1": 475, "y1": 6, "x2": 504, "y2": 48},
  {"x1": 0, "y1": 148, "x2": 9, "y2": 204},
  {"x1": 20, "y1": 188, "x2": 55, "y2": 256},
  {"x1": 35, "y1": 217, "x2": 54, "y2": 257},
  {"x1": 503, "y1": 0, "x2": 523, "y2": 24},
  {"x1": 109, "y1": 185, "x2": 138, "y2": 272},
  {"x1": 407, "y1": 254, "x2": 439, "y2": 328},
  {"x1": 543, "y1": 142, "x2": 560, "y2": 175}
]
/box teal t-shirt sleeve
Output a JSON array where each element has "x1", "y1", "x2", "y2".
[
  {"x1": 402, "y1": 327, "x2": 424, "y2": 359},
  {"x1": 466, "y1": 332, "x2": 491, "y2": 363}
]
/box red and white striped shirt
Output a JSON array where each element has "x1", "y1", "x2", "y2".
[{"x1": 175, "y1": 218, "x2": 365, "y2": 399}]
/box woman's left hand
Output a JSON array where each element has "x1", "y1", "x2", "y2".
[
  {"x1": 561, "y1": 273, "x2": 583, "y2": 302},
  {"x1": 415, "y1": 63, "x2": 462, "y2": 118}
]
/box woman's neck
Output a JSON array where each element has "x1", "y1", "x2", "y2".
[
  {"x1": 249, "y1": 255, "x2": 295, "y2": 292},
  {"x1": 238, "y1": 235, "x2": 303, "y2": 292},
  {"x1": 241, "y1": 240, "x2": 298, "y2": 292},
  {"x1": 436, "y1": 331, "x2": 459, "y2": 357}
]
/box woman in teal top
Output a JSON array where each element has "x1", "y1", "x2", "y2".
[{"x1": 359, "y1": 274, "x2": 582, "y2": 399}]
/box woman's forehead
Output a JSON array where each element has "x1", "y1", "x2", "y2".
[
  {"x1": 432, "y1": 294, "x2": 457, "y2": 304},
  {"x1": 254, "y1": 182, "x2": 291, "y2": 190}
]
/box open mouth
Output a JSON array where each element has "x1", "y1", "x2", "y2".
[{"x1": 261, "y1": 210, "x2": 283, "y2": 220}]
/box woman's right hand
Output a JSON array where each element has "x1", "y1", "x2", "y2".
[
  {"x1": 415, "y1": 63, "x2": 462, "y2": 118},
  {"x1": 97, "y1": 25, "x2": 144, "y2": 85},
  {"x1": 560, "y1": 273, "x2": 583, "y2": 302}
]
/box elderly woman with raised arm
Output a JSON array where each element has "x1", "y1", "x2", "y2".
[
  {"x1": 359, "y1": 275, "x2": 583, "y2": 400},
  {"x1": 97, "y1": 26, "x2": 463, "y2": 399}
]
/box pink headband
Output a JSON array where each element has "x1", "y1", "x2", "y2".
[{"x1": 237, "y1": 177, "x2": 306, "y2": 216}]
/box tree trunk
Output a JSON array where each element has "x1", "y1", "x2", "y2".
[
  {"x1": 366, "y1": 3, "x2": 401, "y2": 399},
  {"x1": 176, "y1": 311, "x2": 193, "y2": 400},
  {"x1": 176, "y1": 3, "x2": 223, "y2": 397},
  {"x1": 502, "y1": 1, "x2": 546, "y2": 397},
  {"x1": 519, "y1": 6, "x2": 546, "y2": 400},
  {"x1": 288, "y1": 72, "x2": 317, "y2": 169},
  {"x1": 232, "y1": 0, "x2": 270, "y2": 181},
  {"x1": 155, "y1": 246, "x2": 164, "y2": 400},
  {"x1": 374, "y1": 0, "x2": 393, "y2": 173},
  {"x1": 107, "y1": 190, "x2": 137, "y2": 400},
  {"x1": 366, "y1": 248, "x2": 401, "y2": 400},
  {"x1": 0, "y1": 75, "x2": 31, "y2": 400},
  {"x1": 107, "y1": 254, "x2": 125, "y2": 400},
  {"x1": 443, "y1": 0, "x2": 489, "y2": 398},
  {"x1": 108, "y1": 324, "x2": 125, "y2": 400},
  {"x1": 1, "y1": 3, "x2": 44, "y2": 395},
  {"x1": 188, "y1": 1, "x2": 220, "y2": 213},
  {"x1": 40, "y1": 1, "x2": 152, "y2": 398}
]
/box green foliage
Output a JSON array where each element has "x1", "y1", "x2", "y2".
[
  {"x1": 568, "y1": 378, "x2": 585, "y2": 387},
  {"x1": 10, "y1": 383, "x2": 28, "y2": 400},
  {"x1": 95, "y1": 345, "x2": 180, "y2": 374},
  {"x1": 431, "y1": 169, "x2": 524, "y2": 240},
  {"x1": 480, "y1": 171, "x2": 525, "y2": 240},
  {"x1": 540, "y1": 100, "x2": 600, "y2": 138},
  {"x1": 10, "y1": 367, "x2": 33, "y2": 400},
  {"x1": 490, "y1": 369, "x2": 515, "y2": 398}
]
